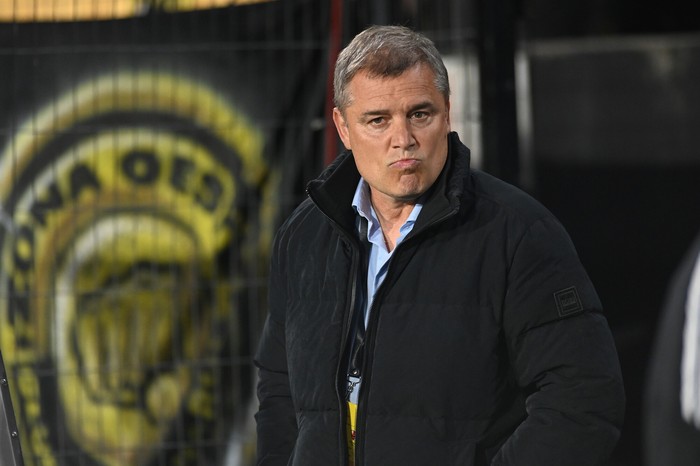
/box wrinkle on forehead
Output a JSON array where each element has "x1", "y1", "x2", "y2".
[{"x1": 346, "y1": 66, "x2": 447, "y2": 117}]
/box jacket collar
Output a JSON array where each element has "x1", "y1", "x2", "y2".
[{"x1": 306, "y1": 132, "x2": 473, "y2": 235}]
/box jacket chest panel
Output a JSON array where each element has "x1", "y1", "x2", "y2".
[{"x1": 366, "y1": 299, "x2": 509, "y2": 417}]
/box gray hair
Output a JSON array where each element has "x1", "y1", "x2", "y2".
[{"x1": 333, "y1": 25, "x2": 450, "y2": 111}]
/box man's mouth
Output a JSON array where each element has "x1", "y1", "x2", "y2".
[{"x1": 390, "y1": 158, "x2": 420, "y2": 169}]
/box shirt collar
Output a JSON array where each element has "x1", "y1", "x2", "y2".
[
  {"x1": 351, "y1": 178, "x2": 373, "y2": 219},
  {"x1": 351, "y1": 178, "x2": 423, "y2": 241}
]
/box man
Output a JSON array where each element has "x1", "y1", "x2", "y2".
[{"x1": 254, "y1": 25, "x2": 625, "y2": 466}]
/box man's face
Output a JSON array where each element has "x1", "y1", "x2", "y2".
[{"x1": 333, "y1": 64, "x2": 451, "y2": 207}]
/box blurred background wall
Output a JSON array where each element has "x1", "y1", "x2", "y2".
[{"x1": 0, "y1": 0, "x2": 698, "y2": 465}]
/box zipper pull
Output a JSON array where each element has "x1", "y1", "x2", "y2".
[{"x1": 345, "y1": 375, "x2": 361, "y2": 401}]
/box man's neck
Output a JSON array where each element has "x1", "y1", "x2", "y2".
[{"x1": 370, "y1": 193, "x2": 416, "y2": 252}]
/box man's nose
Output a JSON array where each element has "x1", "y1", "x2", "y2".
[{"x1": 391, "y1": 118, "x2": 416, "y2": 150}]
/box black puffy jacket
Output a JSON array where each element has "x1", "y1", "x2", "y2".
[{"x1": 255, "y1": 133, "x2": 625, "y2": 466}]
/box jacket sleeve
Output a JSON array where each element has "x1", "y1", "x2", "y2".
[
  {"x1": 253, "y1": 230, "x2": 298, "y2": 465},
  {"x1": 493, "y1": 217, "x2": 626, "y2": 465}
]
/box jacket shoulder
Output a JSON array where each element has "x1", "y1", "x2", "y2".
[
  {"x1": 470, "y1": 170, "x2": 552, "y2": 223},
  {"x1": 274, "y1": 197, "x2": 323, "y2": 242}
]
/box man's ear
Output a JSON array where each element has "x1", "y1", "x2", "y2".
[{"x1": 332, "y1": 107, "x2": 351, "y2": 150}]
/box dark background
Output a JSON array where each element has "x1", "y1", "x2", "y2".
[{"x1": 518, "y1": 2, "x2": 700, "y2": 465}]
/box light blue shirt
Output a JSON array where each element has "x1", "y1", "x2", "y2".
[{"x1": 346, "y1": 178, "x2": 422, "y2": 403}]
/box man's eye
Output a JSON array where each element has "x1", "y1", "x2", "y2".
[
  {"x1": 369, "y1": 117, "x2": 385, "y2": 125},
  {"x1": 412, "y1": 111, "x2": 429, "y2": 120}
]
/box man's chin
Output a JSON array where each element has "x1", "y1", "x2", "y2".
[{"x1": 391, "y1": 189, "x2": 425, "y2": 204}]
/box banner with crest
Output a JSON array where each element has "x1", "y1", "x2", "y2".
[{"x1": 0, "y1": 2, "x2": 328, "y2": 465}]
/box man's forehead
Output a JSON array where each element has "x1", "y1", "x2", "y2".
[
  {"x1": 351, "y1": 63, "x2": 435, "y2": 86},
  {"x1": 346, "y1": 66, "x2": 444, "y2": 108}
]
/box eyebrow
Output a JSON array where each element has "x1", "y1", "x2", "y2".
[
  {"x1": 359, "y1": 109, "x2": 388, "y2": 120},
  {"x1": 358, "y1": 101, "x2": 438, "y2": 121},
  {"x1": 408, "y1": 101, "x2": 438, "y2": 113}
]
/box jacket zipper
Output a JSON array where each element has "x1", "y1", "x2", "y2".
[
  {"x1": 338, "y1": 247, "x2": 360, "y2": 466},
  {"x1": 306, "y1": 188, "x2": 364, "y2": 466}
]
